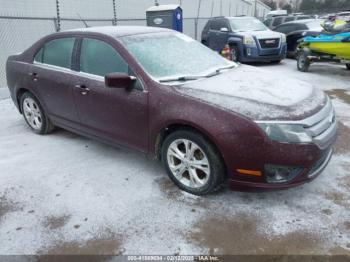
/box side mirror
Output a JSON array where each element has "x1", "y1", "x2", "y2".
[
  {"x1": 220, "y1": 27, "x2": 229, "y2": 33},
  {"x1": 105, "y1": 72, "x2": 136, "y2": 89}
]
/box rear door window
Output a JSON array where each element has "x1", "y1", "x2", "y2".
[
  {"x1": 36, "y1": 38, "x2": 75, "y2": 69},
  {"x1": 211, "y1": 19, "x2": 229, "y2": 31}
]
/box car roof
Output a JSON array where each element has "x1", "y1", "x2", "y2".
[
  {"x1": 278, "y1": 19, "x2": 322, "y2": 25},
  {"x1": 66, "y1": 26, "x2": 171, "y2": 38}
]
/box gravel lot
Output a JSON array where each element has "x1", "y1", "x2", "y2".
[{"x1": 0, "y1": 59, "x2": 349, "y2": 256}]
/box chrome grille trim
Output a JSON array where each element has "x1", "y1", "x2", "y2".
[{"x1": 255, "y1": 97, "x2": 337, "y2": 149}]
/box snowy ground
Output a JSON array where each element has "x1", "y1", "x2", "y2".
[{"x1": 0, "y1": 59, "x2": 349, "y2": 256}]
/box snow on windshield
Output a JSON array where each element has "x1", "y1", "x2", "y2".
[
  {"x1": 120, "y1": 32, "x2": 232, "y2": 80},
  {"x1": 230, "y1": 18, "x2": 268, "y2": 31}
]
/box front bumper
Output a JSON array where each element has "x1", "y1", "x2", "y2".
[
  {"x1": 229, "y1": 147, "x2": 333, "y2": 189},
  {"x1": 239, "y1": 43, "x2": 287, "y2": 62}
]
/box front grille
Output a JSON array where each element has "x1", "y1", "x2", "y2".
[
  {"x1": 308, "y1": 149, "x2": 333, "y2": 178},
  {"x1": 259, "y1": 38, "x2": 280, "y2": 49},
  {"x1": 303, "y1": 98, "x2": 337, "y2": 149}
]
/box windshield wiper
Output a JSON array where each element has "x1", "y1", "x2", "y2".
[
  {"x1": 159, "y1": 65, "x2": 237, "y2": 83},
  {"x1": 215, "y1": 64, "x2": 237, "y2": 73},
  {"x1": 159, "y1": 75, "x2": 207, "y2": 83},
  {"x1": 205, "y1": 64, "x2": 237, "y2": 77}
]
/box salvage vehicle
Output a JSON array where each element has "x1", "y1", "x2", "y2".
[
  {"x1": 274, "y1": 19, "x2": 323, "y2": 57},
  {"x1": 6, "y1": 26, "x2": 337, "y2": 195},
  {"x1": 297, "y1": 20, "x2": 350, "y2": 72},
  {"x1": 201, "y1": 16, "x2": 287, "y2": 63},
  {"x1": 263, "y1": 15, "x2": 313, "y2": 30}
]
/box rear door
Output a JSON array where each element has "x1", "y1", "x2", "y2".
[
  {"x1": 30, "y1": 37, "x2": 80, "y2": 127},
  {"x1": 72, "y1": 37, "x2": 148, "y2": 152}
]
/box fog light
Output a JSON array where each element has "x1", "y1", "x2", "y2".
[
  {"x1": 247, "y1": 48, "x2": 252, "y2": 56},
  {"x1": 265, "y1": 165, "x2": 303, "y2": 183}
]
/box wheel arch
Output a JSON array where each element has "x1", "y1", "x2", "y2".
[
  {"x1": 153, "y1": 122, "x2": 226, "y2": 172},
  {"x1": 16, "y1": 87, "x2": 31, "y2": 114}
]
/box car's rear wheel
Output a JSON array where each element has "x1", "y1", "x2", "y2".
[
  {"x1": 346, "y1": 63, "x2": 350, "y2": 70},
  {"x1": 161, "y1": 129, "x2": 225, "y2": 195},
  {"x1": 20, "y1": 92, "x2": 54, "y2": 134},
  {"x1": 297, "y1": 50, "x2": 310, "y2": 72}
]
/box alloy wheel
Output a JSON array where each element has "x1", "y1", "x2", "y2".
[
  {"x1": 22, "y1": 97, "x2": 43, "y2": 130},
  {"x1": 166, "y1": 139, "x2": 210, "y2": 189}
]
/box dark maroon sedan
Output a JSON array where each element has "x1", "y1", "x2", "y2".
[{"x1": 6, "y1": 26, "x2": 337, "y2": 195}]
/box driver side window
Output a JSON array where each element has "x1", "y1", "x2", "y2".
[{"x1": 80, "y1": 38, "x2": 128, "y2": 77}]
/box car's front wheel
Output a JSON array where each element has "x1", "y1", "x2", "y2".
[
  {"x1": 20, "y1": 92, "x2": 54, "y2": 134},
  {"x1": 161, "y1": 129, "x2": 225, "y2": 195},
  {"x1": 346, "y1": 64, "x2": 350, "y2": 70}
]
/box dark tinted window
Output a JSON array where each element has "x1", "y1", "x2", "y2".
[
  {"x1": 295, "y1": 24, "x2": 308, "y2": 30},
  {"x1": 297, "y1": 16, "x2": 311, "y2": 20},
  {"x1": 272, "y1": 17, "x2": 283, "y2": 26},
  {"x1": 263, "y1": 19, "x2": 272, "y2": 26},
  {"x1": 41, "y1": 38, "x2": 75, "y2": 68},
  {"x1": 34, "y1": 48, "x2": 44, "y2": 63},
  {"x1": 80, "y1": 38, "x2": 128, "y2": 77},
  {"x1": 284, "y1": 17, "x2": 295, "y2": 22},
  {"x1": 203, "y1": 21, "x2": 210, "y2": 32},
  {"x1": 275, "y1": 24, "x2": 295, "y2": 34},
  {"x1": 211, "y1": 19, "x2": 229, "y2": 31}
]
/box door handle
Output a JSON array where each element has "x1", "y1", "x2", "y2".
[{"x1": 75, "y1": 84, "x2": 90, "y2": 95}]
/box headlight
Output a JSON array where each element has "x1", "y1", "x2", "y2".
[
  {"x1": 257, "y1": 123, "x2": 312, "y2": 143},
  {"x1": 281, "y1": 34, "x2": 286, "y2": 43},
  {"x1": 244, "y1": 35, "x2": 256, "y2": 46}
]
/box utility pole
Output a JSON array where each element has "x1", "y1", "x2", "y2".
[
  {"x1": 229, "y1": 1, "x2": 232, "y2": 16},
  {"x1": 194, "y1": 0, "x2": 202, "y2": 40},
  {"x1": 210, "y1": 1, "x2": 214, "y2": 17},
  {"x1": 220, "y1": 0, "x2": 223, "y2": 16},
  {"x1": 254, "y1": 0, "x2": 258, "y2": 18}
]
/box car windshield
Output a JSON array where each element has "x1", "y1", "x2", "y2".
[
  {"x1": 119, "y1": 32, "x2": 234, "y2": 81},
  {"x1": 229, "y1": 17, "x2": 268, "y2": 31}
]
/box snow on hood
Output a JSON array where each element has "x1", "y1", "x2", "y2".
[
  {"x1": 238, "y1": 30, "x2": 282, "y2": 39},
  {"x1": 174, "y1": 65, "x2": 327, "y2": 121}
]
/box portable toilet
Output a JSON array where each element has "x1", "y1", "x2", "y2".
[{"x1": 146, "y1": 4, "x2": 183, "y2": 32}]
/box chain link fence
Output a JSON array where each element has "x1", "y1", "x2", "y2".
[{"x1": 0, "y1": 0, "x2": 270, "y2": 88}]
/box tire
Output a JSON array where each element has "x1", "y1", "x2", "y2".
[
  {"x1": 346, "y1": 64, "x2": 350, "y2": 70},
  {"x1": 229, "y1": 45, "x2": 239, "y2": 62},
  {"x1": 297, "y1": 50, "x2": 310, "y2": 72},
  {"x1": 20, "y1": 92, "x2": 55, "y2": 134},
  {"x1": 161, "y1": 129, "x2": 226, "y2": 196}
]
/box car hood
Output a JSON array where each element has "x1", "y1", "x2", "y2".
[
  {"x1": 237, "y1": 30, "x2": 283, "y2": 38},
  {"x1": 173, "y1": 65, "x2": 327, "y2": 121}
]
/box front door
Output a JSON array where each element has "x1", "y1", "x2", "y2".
[{"x1": 73, "y1": 37, "x2": 148, "y2": 152}]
